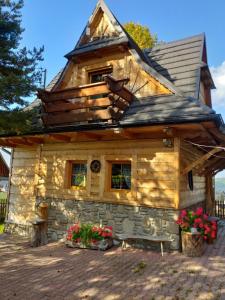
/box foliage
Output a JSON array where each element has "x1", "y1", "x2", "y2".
[
  {"x1": 66, "y1": 223, "x2": 113, "y2": 246},
  {"x1": 176, "y1": 207, "x2": 217, "y2": 241},
  {"x1": 0, "y1": 191, "x2": 7, "y2": 201},
  {"x1": 123, "y1": 22, "x2": 157, "y2": 49},
  {"x1": 0, "y1": 108, "x2": 38, "y2": 134},
  {"x1": 0, "y1": 223, "x2": 4, "y2": 234},
  {"x1": 0, "y1": 0, "x2": 44, "y2": 132}
]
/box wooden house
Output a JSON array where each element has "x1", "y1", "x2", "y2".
[{"x1": 1, "y1": 0, "x2": 225, "y2": 249}]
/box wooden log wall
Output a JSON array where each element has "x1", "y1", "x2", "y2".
[
  {"x1": 7, "y1": 147, "x2": 39, "y2": 224},
  {"x1": 180, "y1": 141, "x2": 206, "y2": 209},
  {"x1": 2, "y1": 138, "x2": 180, "y2": 226},
  {"x1": 36, "y1": 139, "x2": 178, "y2": 208},
  {"x1": 9, "y1": 138, "x2": 208, "y2": 225},
  {"x1": 79, "y1": 8, "x2": 119, "y2": 45},
  {"x1": 57, "y1": 51, "x2": 170, "y2": 98}
]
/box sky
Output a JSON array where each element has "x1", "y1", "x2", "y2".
[{"x1": 19, "y1": 0, "x2": 225, "y2": 176}]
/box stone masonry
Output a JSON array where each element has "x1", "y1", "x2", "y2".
[{"x1": 38, "y1": 197, "x2": 180, "y2": 250}]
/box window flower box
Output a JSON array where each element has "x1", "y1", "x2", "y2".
[{"x1": 65, "y1": 223, "x2": 113, "y2": 251}]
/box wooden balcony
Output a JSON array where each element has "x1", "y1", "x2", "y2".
[{"x1": 38, "y1": 76, "x2": 134, "y2": 127}]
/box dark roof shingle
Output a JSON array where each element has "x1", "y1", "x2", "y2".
[{"x1": 144, "y1": 34, "x2": 205, "y2": 99}]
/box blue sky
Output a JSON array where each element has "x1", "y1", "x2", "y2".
[
  {"x1": 21, "y1": 0, "x2": 225, "y2": 81},
  {"x1": 20, "y1": 0, "x2": 225, "y2": 176}
]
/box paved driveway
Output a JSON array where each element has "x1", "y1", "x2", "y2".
[{"x1": 0, "y1": 226, "x2": 225, "y2": 300}]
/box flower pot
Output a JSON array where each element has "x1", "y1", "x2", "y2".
[
  {"x1": 66, "y1": 238, "x2": 113, "y2": 251},
  {"x1": 181, "y1": 231, "x2": 204, "y2": 257}
]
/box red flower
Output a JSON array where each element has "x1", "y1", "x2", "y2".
[
  {"x1": 92, "y1": 226, "x2": 99, "y2": 232},
  {"x1": 196, "y1": 207, "x2": 203, "y2": 216},
  {"x1": 104, "y1": 226, "x2": 113, "y2": 231},
  {"x1": 67, "y1": 233, "x2": 72, "y2": 241},
  {"x1": 211, "y1": 231, "x2": 216, "y2": 239},
  {"x1": 194, "y1": 218, "x2": 202, "y2": 224},
  {"x1": 180, "y1": 210, "x2": 187, "y2": 217},
  {"x1": 203, "y1": 214, "x2": 208, "y2": 220}
]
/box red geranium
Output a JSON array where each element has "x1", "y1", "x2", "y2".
[
  {"x1": 66, "y1": 223, "x2": 113, "y2": 246},
  {"x1": 176, "y1": 207, "x2": 217, "y2": 242}
]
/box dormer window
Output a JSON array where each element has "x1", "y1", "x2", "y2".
[
  {"x1": 89, "y1": 67, "x2": 113, "y2": 84},
  {"x1": 89, "y1": 67, "x2": 113, "y2": 99}
]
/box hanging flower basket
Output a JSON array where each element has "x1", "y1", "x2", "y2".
[{"x1": 65, "y1": 223, "x2": 113, "y2": 251}]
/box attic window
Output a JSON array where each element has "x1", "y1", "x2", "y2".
[
  {"x1": 89, "y1": 67, "x2": 113, "y2": 84},
  {"x1": 89, "y1": 67, "x2": 113, "y2": 99}
]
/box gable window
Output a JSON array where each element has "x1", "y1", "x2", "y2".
[
  {"x1": 110, "y1": 162, "x2": 131, "y2": 190},
  {"x1": 89, "y1": 67, "x2": 113, "y2": 84},
  {"x1": 70, "y1": 162, "x2": 87, "y2": 188},
  {"x1": 89, "y1": 68, "x2": 113, "y2": 100}
]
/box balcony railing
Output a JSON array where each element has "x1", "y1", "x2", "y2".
[{"x1": 38, "y1": 76, "x2": 134, "y2": 127}]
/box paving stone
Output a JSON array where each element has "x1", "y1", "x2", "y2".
[{"x1": 0, "y1": 227, "x2": 225, "y2": 299}]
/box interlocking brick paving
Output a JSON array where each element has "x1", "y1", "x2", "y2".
[{"x1": 0, "y1": 226, "x2": 225, "y2": 300}]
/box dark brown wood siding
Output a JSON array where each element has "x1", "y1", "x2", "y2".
[{"x1": 0, "y1": 156, "x2": 9, "y2": 177}]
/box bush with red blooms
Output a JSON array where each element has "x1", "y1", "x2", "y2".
[
  {"x1": 66, "y1": 223, "x2": 113, "y2": 246},
  {"x1": 176, "y1": 207, "x2": 217, "y2": 242}
]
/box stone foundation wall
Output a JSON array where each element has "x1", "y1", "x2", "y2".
[
  {"x1": 4, "y1": 221, "x2": 33, "y2": 237},
  {"x1": 39, "y1": 197, "x2": 180, "y2": 250}
]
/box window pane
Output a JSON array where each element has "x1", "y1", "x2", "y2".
[
  {"x1": 90, "y1": 69, "x2": 112, "y2": 100},
  {"x1": 111, "y1": 163, "x2": 131, "y2": 190},
  {"x1": 71, "y1": 163, "x2": 87, "y2": 187}
]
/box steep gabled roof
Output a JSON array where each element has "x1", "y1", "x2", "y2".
[
  {"x1": 145, "y1": 34, "x2": 215, "y2": 99},
  {"x1": 75, "y1": 0, "x2": 128, "y2": 48},
  {"x1": 63, "y1": 0, "x2": 181, "y2": 95},
  {"x1": 19, "y1": 1, "x2": 220, "y2": 134}
]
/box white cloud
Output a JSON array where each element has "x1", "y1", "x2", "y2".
[{"x1": 211, "y1": 61, "x2": 225, "y2": 107}]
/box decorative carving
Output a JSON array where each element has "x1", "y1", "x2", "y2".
[{"x1": 90, "y1": 160, "x2": 101, "y2": 173}]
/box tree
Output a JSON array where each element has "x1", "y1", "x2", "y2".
[
  {"x1": 0, "y1": 0, "x2": 44, "y2": 133},
  {"x1": 124, "y1": 22, "x2": 157, "y2": 49}
]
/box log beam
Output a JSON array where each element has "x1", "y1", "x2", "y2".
[
  {"x1": 181, "y1": 147, "x2": 222, "y2": 175},
  {"x1": 47, "y1": 134, "x2": 71, "y2": 142},
  {"x1": 44, "y1": 97, "x2": 111, "y2": 113}
]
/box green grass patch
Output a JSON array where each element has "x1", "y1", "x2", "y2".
[
  {"x1": 0, "y1": 192, "x2": 7, "y2": 202},
  {"x1": 0, "y1": 223, "x2": 4, "y2": 234}
]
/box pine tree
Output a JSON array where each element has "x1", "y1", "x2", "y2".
[{"x1": 0, "y1": 0, "x2": 44, "y2": 134}]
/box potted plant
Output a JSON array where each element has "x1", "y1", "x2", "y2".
[
  {"x1": 65, "y1": 223, "x2": 113, "y2": 251},
  {"x1": 176, "y1": 207, "x2": 212, "y2": 256}
]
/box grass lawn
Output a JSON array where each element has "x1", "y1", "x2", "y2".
[
  {"x1": 0, "y1": 192, "x2": 7, "y2": 201},
  {"x1": 0, "y1": 223, "x2": 4, "y2": 234}
]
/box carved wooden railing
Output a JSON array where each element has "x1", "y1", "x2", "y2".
[{"x1": 38, "y1": 76, "x2": 134, "y2": 127}]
